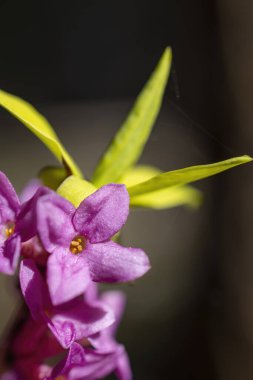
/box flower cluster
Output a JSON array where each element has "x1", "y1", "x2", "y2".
[{"x1": 0, "y1": 172, "x2": 150, "y2": 380}]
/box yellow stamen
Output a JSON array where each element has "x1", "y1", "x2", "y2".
[
  {"x1": 70, "y1": 235, "x2": 86, "y2": 254},
  {"x1": 55, "y1": 376, "x2": 66, "y2": 380},
  {"x1": 4, "y1": 223, "x2": 15, "y2": 238}
]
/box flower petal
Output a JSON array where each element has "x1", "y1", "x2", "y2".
[
  {"x1": 37, "y1": 192, "x2": 75, "y2": 252},
  {"x1": 86, "y1": 241, "x2": 151, "y2": 283},
  {"x1": 115, "y1": 350, "x2": 132, "y2": 380},
  {"x1": 51, "y1": 343, "x2": 85, "y2": 378},
  {"x1": 19, "y1": 179, "x2": 42, "y2": 204},
  {"x1": 50, "y1": 344, "x2": 128, "y2": 380},
  {"x1": 48, "y1": 320, "x2": 76, "y2": 349},
  {"x1": 0, "y1": 234, "x2": 21, "y2": 275},
  {"x1": 0, "y1": 171, "x2": 20, "y2": 224},
  {"x1": 19, "y1": 259, "x2": 51, "y2": 319},
  {"x1": 52, "y1": 296, "x2": 115, "y2": 346},
  {"x1": 84, "y1": 282, "x2": 99, "y2": 304},
  {"x1": 101, "y1": 291, "x2": 126, "y2": 336},
  {"x1": 71, "y1": 347, "x2": 125, "y2": 380},
  {"x1": 47, "y1": 249, "x2": 91, "y2": 305},
  {"x1": 15, "y1": 186, "x2": 52, "y2": 241},
  {"x1": 73, "y1": 184, "x2": 129, "y2": 243},
  {"x1": 37, "y1": 365, "x2": 52, "y2": 380}
]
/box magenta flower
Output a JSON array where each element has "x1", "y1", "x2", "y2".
[
  {"x1": 47, "y1": 342, "x2": 130, "y2": 380},
  {"x1": 0, "y1": 174, "x2": 50, "y2": 274},
  {"x1": 10, "y1": 288, "x2": 130, "y2": 380},
  {"x1": 36, "y1": 184, "x2": 150, "y2": 305},
  {"x1": 20, "y1": 259, "x2": 115, "y2": 349},
  {"x1": 49, "y1": 284, "x2": 132, "y2": 380},
  {"x1": 0, "y1": 172, "x2": 21, "y2": 274}
]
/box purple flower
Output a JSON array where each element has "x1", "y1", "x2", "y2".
[
  {"x1": 48, "y1": 342, "x2": 130, "y2": 380},
  {"x1": 20, "y1": 259, "x2": 115, "y2": 349},
  {"x1": 49, "y1": 285, "x2": 132, "y2": 380},
  {"x1": 36, "y1": 184, "x2": 150, "y2": 305},
  {"x1": 12, "y1": 285, "x2": 130, "y2": 380},
  {"x1": 0, "y1": 173, "x2": 50, "y2": 274},
  {"x1": 0, "y1": 172, "x2": 21, "y2": 274}
]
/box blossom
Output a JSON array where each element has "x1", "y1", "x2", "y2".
[
  {"x1": 20, "y1": 259, "x2": 115, "y2": 349},
  {"x1": 10, "y1": 280, "x2": 131, "y2": 380},
  {"x1": 48, "y1": 285, "x2": 132, "y2": 380},
  {"x1": 36, "y1": 184, "x2": 150, "y2": 305},
  {"x1": 0, "y1": 171, "x2": 21, "y2": 274},
  {"x1": 46, "y1": 342, "x2": 129, "y2": 380},
  {"x1": 0, "y1": 174, "x2": 51, "y2": 274}
]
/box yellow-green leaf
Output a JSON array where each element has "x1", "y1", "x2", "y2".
[
  {"x1": 130, "y1": 185, "x2": 202, "y2": 209},
  {"x1": 57, "y1": 175, "x2": 96, "y2": 207},
  {"x1": 39, "y1": 166, "x2": 68, "y2": 190},
  {"x1": 0, "y1": 89, "x2": 82, "y2": 177},
  {"x1": 119, "y1": 165, "x2": 161, "y2": 187},
  {"x1": 128, "y1": 156, "x2": 252, "y2": 197},
  {"x1": 121, "y1": 165, "x2": 201, "y2": 209},
  {"x1": 92, "y1": 47, "x2": 172, "y2": 187}
]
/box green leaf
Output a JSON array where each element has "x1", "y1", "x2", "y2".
[
  {"x1": 119, "y1": 165, "x2": 161, "y2": 186},
  {"x1": 130, "y1": 185, "x2": 202, "y2": 209},
  {"x1": 92, "y1": 47, "x2": 172, "y2": 187},
  {"x1": 128, "y1": 156, "x2": 252, "y2": 197},
  {"x1": 57, "y1": 175, "x2": 96, "y2": 207},
  {"x1": 39, "y1": 166, "x2": 68, "y2": 190},
  {"x1": 0, "y1": 89, "x2": 82, "y2": 177},
  {"x1": 121, "y1": 165, "x2": 201, "y2": 209}
]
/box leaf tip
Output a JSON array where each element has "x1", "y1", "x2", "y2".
[
  {"x1": 164, "y1": 46, "x2": 172, "y2": 60},
  {"x1": 160, "y1": 47, "x2": 172, "y2": 72},
  {"x1": 241, "y1": 155, "x2": 253, "y2": 163}
]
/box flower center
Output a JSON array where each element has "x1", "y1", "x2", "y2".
[
  {"x1": 55, "y1": 377, "x2": 66, "y2": 380},
  {"x1": 70, "y1": 235, "x2": 86, "y2": 254},
  {"x1": 4, "y1": 222, "x2": 15, "y2": 238}
]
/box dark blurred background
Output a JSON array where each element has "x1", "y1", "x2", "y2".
[{"x1": 0, "y1": 1, "x2": 253, "y2": 379}]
